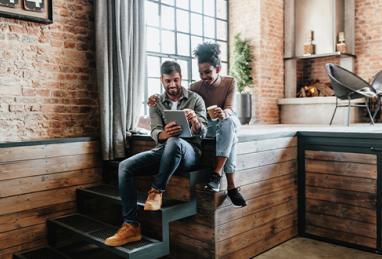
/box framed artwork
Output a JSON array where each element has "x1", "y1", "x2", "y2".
[{"x1": 0, "y1": 0, "x2": 53, "y2": 24}]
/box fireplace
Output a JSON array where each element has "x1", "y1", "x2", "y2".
[
  {"x1": 279, "y1": 0, "x2": 361, "y2": 125},
  {"x1": 297, "y1": 80, "x2": 334, "y2": 98}
]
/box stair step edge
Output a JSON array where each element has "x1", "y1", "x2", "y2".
[
  {"x1": 77, "y1": 185, "x2": 188, "y2": 211},
  {"x1": 14, "y1": 246, "x2": 71, "y2": 259},
  {"x1": 49, "y1": 213, "x2": 164, "y2": 258}
]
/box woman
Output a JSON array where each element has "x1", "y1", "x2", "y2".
[{"x1": 148, "y1": 43, "x2": 246, "y2": 207}]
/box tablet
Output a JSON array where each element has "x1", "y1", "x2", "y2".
[{"x1": 164, "y1": 110, "x2": 192, "y2": 138}]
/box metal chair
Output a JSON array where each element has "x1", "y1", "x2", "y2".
[
  {"x1": 325, "y1": 63, "x2": 377, "y2": 126},
  {"x1": 370, "y1": 70, "x2": 382, "y2": 119}
]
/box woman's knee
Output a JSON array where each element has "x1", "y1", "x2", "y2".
[
  {"x1": 220, "y1": 117, "x2": 236, "y2": 129},
  {"x1": 217, "y1": 117, "x2": 237, "y2": 137}
]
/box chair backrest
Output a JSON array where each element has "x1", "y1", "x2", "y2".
[
  {"x1": 325, "y1": 64, "x2": 358, "y2": 99},
  {"x1": 371, "y1": 70, "x2": 382, "y2": 92},
  {"x1": 325, "y1": 63, "x2": 371, "y2": 100}
]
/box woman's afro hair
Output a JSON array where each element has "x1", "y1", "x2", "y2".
[{"x1": 193, "y1": 42, "x2": 221, "y2": 67}]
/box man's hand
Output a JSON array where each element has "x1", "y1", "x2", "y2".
[
  {"x1": 183, "y1": 109, "x2": 198, "y2": 124},
  {"x1": 158, "y1": 121, "x2": 182, "y2": 141},
  {"x1": 147, "y1": 94, "x2": 160, "y2": 108},
  {"x1": 183, "y1": 109, "x2": 201, "y2": 133}
]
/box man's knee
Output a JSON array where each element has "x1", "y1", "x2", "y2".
[
  {"x1": 165, "y1": 137, "x2": 183, "y2": 152},
  {"x1": 118, "y1": 158, "x2": 135, "y2": 179}
]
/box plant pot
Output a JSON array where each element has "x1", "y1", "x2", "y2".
[{"x1": 236, "y1": 93, "x2": 252, "y2": 124}]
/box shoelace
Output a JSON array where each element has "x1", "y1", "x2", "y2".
[
  {"x1": 228, "y1": 187, "x2": 241, "y2": 196},
  {"x1": 117, "y1": 224, "x2": 131, "y2": 235},
  {"x1": 148, "y1": 189, "x2": 161, "y2": 199},
  {"x1": 211, "y1": 173, "x2": 221, "y2": 183}
]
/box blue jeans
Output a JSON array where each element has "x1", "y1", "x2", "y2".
[
  {"x1": 206, "y1": 116, "x2": 240, "y2": 173},
  {"x1": 118, "y1": 137, "x2": 200, "y2": 224}
]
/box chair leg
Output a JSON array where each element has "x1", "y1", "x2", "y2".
[
  {"x1": 346, "y1": 97, "x2": 351, "y2": 127},
  {"x1": 366, "y1": 100, "x2": 375, "y2": 125},
  {"x1": 372, "y1": 98, "x2": 381, "y2": 121},
  {"x1": 330, "y1": 104, "x2": 338, "y2": 126}
]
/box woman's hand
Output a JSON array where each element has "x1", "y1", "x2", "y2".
[
  {"x1": 147, "y1": 94, "x2": 160, "y2": 107},
  {"x1": 214, "y1": 107, "x2": 226, "y2": 120}
]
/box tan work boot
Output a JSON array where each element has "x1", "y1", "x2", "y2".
[
  {"x1": 104, "y1": 223, "x2": 141, "y2": 247},
  {"x1": 144, "y1": 187, "x2": 162, "y2": 211}
]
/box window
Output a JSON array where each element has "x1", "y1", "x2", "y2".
[{"x1": 143, "y1": 0, "x2": 229, "y2": 115}]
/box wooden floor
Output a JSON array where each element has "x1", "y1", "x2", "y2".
[{"x1": 255, "y1": 237, "x2": 382, "y2": 259}]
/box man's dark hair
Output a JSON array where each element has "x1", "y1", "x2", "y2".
[
  {"x1": 161, "y1": 61, "x2": 182, "y2": 77},
  {"x1": 193, "y1": 42, "x2": 221, "y2": 67}
]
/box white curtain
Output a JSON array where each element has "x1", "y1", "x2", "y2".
[{"x1": 95, "y1": 0, "x2": 145, "y2": 160}]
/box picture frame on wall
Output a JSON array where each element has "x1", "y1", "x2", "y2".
[{"x1": 0, "y1": 0, "x2": 53, "y2": 24}]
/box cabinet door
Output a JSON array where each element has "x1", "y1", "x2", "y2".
[{"x1": 304, "y1": 150, "x2": 377, "y2": 248}]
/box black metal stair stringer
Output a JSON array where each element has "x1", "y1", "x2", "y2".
[
  {"x1": 14, "y1": 168, "x2": 208, "y2": 259},
  {"x1": 47, "y1": 213, "x2": 164, "y2": 259}
]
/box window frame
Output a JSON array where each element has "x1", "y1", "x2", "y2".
[{"x1": 143, "y1": 0, "x2": 229, "y2": 115}]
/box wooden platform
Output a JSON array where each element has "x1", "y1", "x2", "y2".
[
  {"x1": 0, "y1": 138, "x2": 102, "y2": 259},
  {"x1": 4, "y1": 123, "x2": 382, "y2": 258},
  {"x1": 127, "y1": 132, "x2": 298, "y2": 258}
]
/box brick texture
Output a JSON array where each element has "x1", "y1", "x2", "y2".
[
  {"x1": 296, "y1": 0, "x2": 382, "y2": 89},
  {"x1": 355, "y1": 0, "x2": 382, "y2": 82},
  {"x1": 297, "y1": 57, "x2": 340, "y2": 84},
  {"x1": 229, "y1": 0, "x2": 284, "y2": 124},
  {"x1": 0, "y1": 0, "x2": 98, "y2": 141},
  {"x1": 230, "y1": 0, "x2": 382, "y2": 123}
]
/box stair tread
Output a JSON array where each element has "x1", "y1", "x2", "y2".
[
  {"x1": 79, "y1": 184, "x2": 185, "y2": 208},
  {"x1": 49, "y1": 213, "x2": 162, "y2": 254},
  {"x1": 14, "y1": 247, "x2": 70, "y2": 259}
]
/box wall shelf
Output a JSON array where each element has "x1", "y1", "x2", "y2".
[{"x1": 284, "y1": 52, "x2": 356, "y2": 60}]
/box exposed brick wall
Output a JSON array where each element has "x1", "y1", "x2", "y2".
[
  {"x1": 295, "y1": 0, "x2": 382, "y2": 91},
  {"x1": 355, "y1": 0, "x2": 382, "y2": 82},
  {"x1": 0, "y1": 0, "x2": 98, "y2": 142},
  {"x1": 230, "y1": 0, "x2": 382, "y2": 123},
  {"x1": 297, "y1": 57, "x2": 340, "y2": 84},
  {"x1": 229, "y1": 0, "x2": 284, "y2": 124}
]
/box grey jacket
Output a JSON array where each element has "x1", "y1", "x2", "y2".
[{"x1": 149, "y1": 87, "x2": 207, "y2": 151}]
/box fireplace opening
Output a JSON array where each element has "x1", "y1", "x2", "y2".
[{"x1": 297, "y1": 79, "x2": 334, "y2": 98}]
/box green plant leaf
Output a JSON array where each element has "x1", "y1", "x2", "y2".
[{"x1": 230, "y1": 33, "x2": 254, "y2": 93}]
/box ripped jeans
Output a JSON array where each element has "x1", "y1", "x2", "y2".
[{"x1": 206, "y1": 115, "x2": 240, "y2": 173}]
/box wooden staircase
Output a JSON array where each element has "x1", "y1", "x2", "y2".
[{"x1": 13, "y1": 165, "x2": 210, "y2": 259}]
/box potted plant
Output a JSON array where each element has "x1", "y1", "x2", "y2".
[{"x1": 230, "y1": 34, "x2": 254, "y2": 124}]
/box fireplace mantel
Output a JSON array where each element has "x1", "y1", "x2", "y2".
[
  {"x1": 284, "y1": 52, "x2": 355, "y2": 61},
  {"x1": 278, "y1": 97, "x2": 365, "y2": 125}
]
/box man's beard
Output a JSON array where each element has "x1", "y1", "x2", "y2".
[{"x1": 166, "y1": 87, "x2": 181, "y2": 97}]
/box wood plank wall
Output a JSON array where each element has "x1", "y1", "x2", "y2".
[
  {"x1": 127, "y1": 136, "x2": 298, "y2": 258},
  {"x1": 305, "y1": 150, "x2": 377, "y2": 248},
  {"x1": 0, "y1": 139, "x2": 102, "y2": 259},
  {"x1": 214, "y1": 137, "x2": 298, "y2": 258}
]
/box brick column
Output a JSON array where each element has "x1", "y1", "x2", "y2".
[{"x1": 229, "y1": 0, "x2": 284, "y2": 124}]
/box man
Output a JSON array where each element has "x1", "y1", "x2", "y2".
[
  {"x1": 105, "y1": 61, "x2": 207, "y2": 247},
  {"x1": 148, "y1": 43, "x2": 246, "y2": 208}
]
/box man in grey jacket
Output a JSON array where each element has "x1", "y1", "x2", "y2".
[{"x1": 105, "y1": 61, "x2": 207, "y2": 247}]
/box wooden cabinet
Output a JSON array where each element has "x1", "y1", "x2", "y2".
[{"x1": 299, "y1": 132, "x2": 382, "y2": 252}]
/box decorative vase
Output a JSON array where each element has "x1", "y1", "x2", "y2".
[{"x1": 236, "y1": 93, "x2": 252, "y2": 124}]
